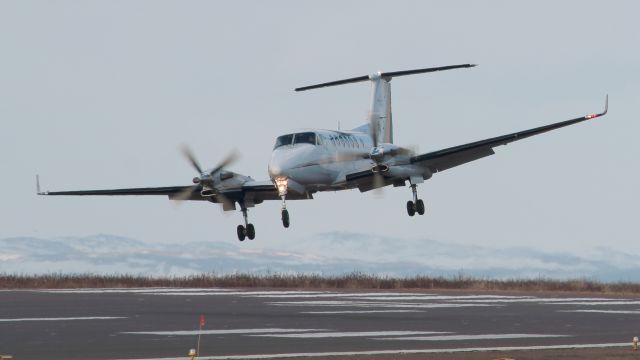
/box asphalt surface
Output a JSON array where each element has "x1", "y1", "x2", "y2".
[{"x1": 1, "y1": 288, "x2": 639, "y2": 359}]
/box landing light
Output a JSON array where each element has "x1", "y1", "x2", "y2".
[{"x1": 275, "y1": 177, "x2": 288, "y2": 196}]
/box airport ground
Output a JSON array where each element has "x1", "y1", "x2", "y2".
[{"x1": 1, "y1": 287, "x2": 640, "y2": 359}]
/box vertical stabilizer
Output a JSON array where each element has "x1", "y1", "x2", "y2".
[{"x1": 369, "y1": 74, "x2": 393, "y2": 144}]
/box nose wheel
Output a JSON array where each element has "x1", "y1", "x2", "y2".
[
  {"x1": 281, "y1": 209, "x2": 290, "y2": 228},
  {"x1": 237, "y1": 204, "x2": 256, "y2": 241},
  {"x1": 406, "y1": 184, "x2": 426, "y2": 216}
]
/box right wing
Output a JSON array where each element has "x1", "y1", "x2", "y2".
[
  {"x1": 38, "y1": 180, "x2": 311, "y2": 204},
  {"x1": 39, "y1": 185, "x2": 205, "y2": 200},
  {"x1": 411, "y1": 96, "x2": 608, "y2": 174}
]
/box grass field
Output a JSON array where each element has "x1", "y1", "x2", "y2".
[{"x1": 2, "y1": 272, "x2": 640, "y2": 293}]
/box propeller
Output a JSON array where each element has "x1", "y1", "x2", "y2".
[
  {"x1": 175, "y1": 145, "x2": 239, "y2": 209},
  {"x1": 180, "y1": 146, "x2": 240, "y2": 181}
]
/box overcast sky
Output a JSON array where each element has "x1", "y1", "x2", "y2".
[{"x1": 1, "y1": 1, "x2": 638, "y2": 257}]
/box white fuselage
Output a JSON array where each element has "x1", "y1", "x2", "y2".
[{"x1": 268, "y1": 129, "x2": 421, "y2": 194}]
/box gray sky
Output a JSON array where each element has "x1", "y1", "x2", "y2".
[{"x1": 1, "y1": 1, "x2": 638, "y2": 256}]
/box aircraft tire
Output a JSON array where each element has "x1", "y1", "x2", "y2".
[
  {"x1": 282, "y1": 209, "x2": 290, "y2": 228},
  {"x1": 406, "y1": 201, "x2": 416, "y2": 217},
  {"x1": 237, "y1": 225, "x2": 246, "y2": 241},
  {"x1": 416, "y1": 199, "x2": 425, "y2": 215},
  {"x1": 247, "y1": 224, "x2": 255, "y2": 240}
]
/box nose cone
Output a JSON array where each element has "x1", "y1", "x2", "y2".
[{"x1": 268, "y1": 145, "x2": 313, "y2": 180}]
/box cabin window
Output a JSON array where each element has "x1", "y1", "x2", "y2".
[
  {"x1": 294, "y1": 132, "x2": 317, "y2": 145},
  {"x1": 274, "y1": 134, "x2": 294, "y2": 149}
]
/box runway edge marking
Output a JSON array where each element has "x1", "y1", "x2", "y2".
[{"x1": 113, "y1": 342, "x2": 630, "y2": 360}]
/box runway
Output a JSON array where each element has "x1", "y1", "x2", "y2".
[{"x1": 1, "y1": 287, "x2": 639, "y2": 359}]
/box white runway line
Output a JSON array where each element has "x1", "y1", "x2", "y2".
[
  {"x1": 151, "y1": 291, "x2": 328, "y2": 296},
  {"x1": 268, "y1": 300, "x2": 497, "y2": 309},
  {"x1": 451, "y1": 297, "x2": 636, "y2": 304},
  {"x1": 552, "y1": 301, "x2": 640, "y2": 306},
  {"x1": 376, "y1": 333, "x2": 569, "y2": 341},
  {"x1": 38, "y1": 288, "x2": 234, "y2": 294},
  {"x1": 301, "y1": 310, "x2": 424, "y2": 314},
  {"x1": 251, "y1": 331, "x2": 448, "y2": 338},
  {"x1": 559, "y1": 309, "x2": 640, "y2": 314},
  {"x1": 351, "y1": 295, "x2": 532, "y2": 301},
  {"x1": 113, "y1": 342, "x2": 629, "y2": 360},
  {"x1": 0, "y1": 316, "x2": 126, "y2": 322},
  {"x1": 121, "y1": 328, "x2": 326, "y2": 336}
]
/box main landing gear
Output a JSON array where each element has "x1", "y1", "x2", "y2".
[
  {"x1": 236, "y1": 203, "x2": 255, "y2": 241},
  {"x1": 406, "y1": 184, "x2": 425, "y2": 217}
]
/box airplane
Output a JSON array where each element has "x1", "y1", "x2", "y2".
[{"x1": 38, "y1": 64, "x2": 608, "y2": 241}]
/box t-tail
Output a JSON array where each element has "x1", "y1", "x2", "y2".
[{"x1": 295, "y1": 64, "x2": 476, "y2": 145}]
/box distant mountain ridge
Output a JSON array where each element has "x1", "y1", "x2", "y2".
[{"x1": 0, "y1": 233, "x2": 637, "y2": 281}]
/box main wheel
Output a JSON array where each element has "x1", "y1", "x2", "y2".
[
  {"x1": 237, "y1": 225, "x2": 246, "y2": 241},
  {"x1": 281, "y1": 209, "x2": 290, "y2": 228},
  {"x1": 246, "y1": 223, "x2": 255, "y2": 240},
  {"x1": 416, "y1": 199, "x2": 425, "y2": 215},
  {"x1": 406, "y1": 201, "x2": 416, "y2": 217}
]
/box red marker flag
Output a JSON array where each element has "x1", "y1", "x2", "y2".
[{"x1": 199, "y1": 314, "x2": 206, "y2": 328}]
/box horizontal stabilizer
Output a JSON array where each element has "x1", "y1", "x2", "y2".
[{"x1": 295, "y1": 64, "x2": 476, "y2": 92}]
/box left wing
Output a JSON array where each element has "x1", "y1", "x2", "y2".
[{"x1": 411, "y1": 96, "x2": 608, "y2": 173}]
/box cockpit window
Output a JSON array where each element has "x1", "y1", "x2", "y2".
[
  {"x1": 274, "y1": 134, "x2": 294, "y2": 149},
  {"x1": 294, "y1": 132, "x2": 317, "y2": 145}
]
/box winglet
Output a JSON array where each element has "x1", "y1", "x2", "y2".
[
  {"x1": 36, "y1": 175, "x2": 46, "y2": 195},
  {"x1": 585, "y1": 95, "x2": 608, "y2": 119}
]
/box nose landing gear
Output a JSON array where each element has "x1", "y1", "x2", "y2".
[
  {"x1": 237, "y1": 203, "x2": 255, "y2": 241},
  {"x1": 406, "y1": 184, "x2": 425, "y2": 217},
  {"x1": 281, "y1": 196, "x2": 290, "y2": 228},
  {"x1": 275, "y1": 177, "x2": 291, "y2": 229}
]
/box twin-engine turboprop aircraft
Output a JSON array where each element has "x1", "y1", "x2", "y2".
[{"x1": 38, "y1": 64, "x2": 608, "y2": 241}]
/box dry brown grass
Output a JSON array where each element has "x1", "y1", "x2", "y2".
[{"x1": 1, "y1": 272, "x2": 639, "y2": 293}]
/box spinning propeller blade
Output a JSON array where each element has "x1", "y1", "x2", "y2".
[
  {"x1": 181, "y1": 145, "x2": 204, "y2": 175},
  {"x1": 208, "y1": 150, "x2": 240, "y2": 176}
]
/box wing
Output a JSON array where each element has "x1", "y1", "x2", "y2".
[
  {"x1": 411, "y1": 96, "x2": 608, "y2": 173},
  {"x1": 39, "y1": 185, "x2": 205, "y2": 200},
  {"x1": 38, "y1": 180, "x2": 311, "y2": 205}
]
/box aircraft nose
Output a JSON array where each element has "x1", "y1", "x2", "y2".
[
  {"x1": 268, "y1": 160, "x2": 283, "y2": 177},
  {"x1": 268, "y1": 146, "x2": 309, "y2": 180}
]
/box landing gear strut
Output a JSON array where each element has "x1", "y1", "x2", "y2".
[
  {"x1": 406, "y1": 184, "x2": 425, "y2": 217},
  {"x1": 236, "y1": 203, "x2": 255, "y2": 241},
  {"x1": 274, "y1": 177, "x2": 291, "y2": 228}
]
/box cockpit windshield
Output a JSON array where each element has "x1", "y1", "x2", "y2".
[
  {"x1": 294, "y1": 132, "x2": 317, "y2": 145},
  {"x1": 274, "y1": 134, "x2": 293, "y2": 149},
  {"x1": 273, "y1": 132, "x2": 317, "y2": 149}
]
